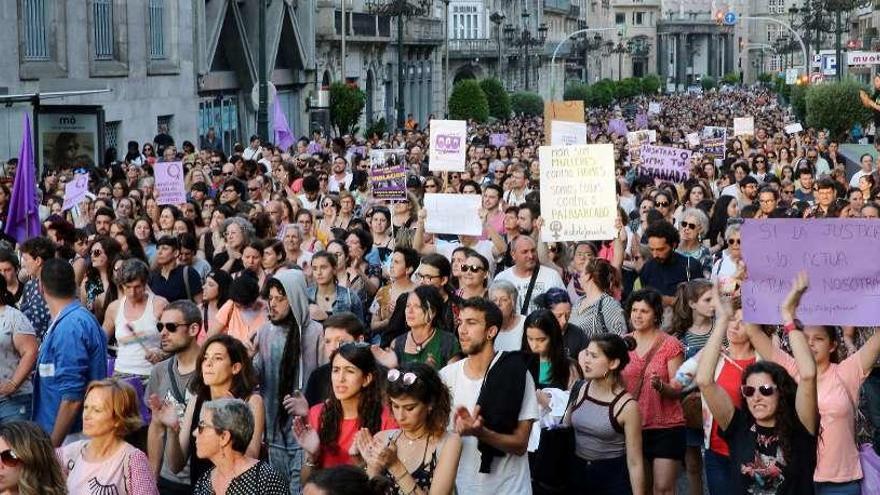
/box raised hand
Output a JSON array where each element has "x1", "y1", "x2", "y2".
[
  {"x1": 781, "y1": 271, "x2": 809, "y2": 321},
  {"x1": 454, "y1": 405, "x2": 484, "y2": 437},
  {"x1": 282, "y1": 392, "x2": 309, "y2": 418},
  {"x1": 148, "y1": 394, "x2": 180, "y2": 429},
  {"x1": 291, "y1": 416, "x2": 320, "y2": 457}
]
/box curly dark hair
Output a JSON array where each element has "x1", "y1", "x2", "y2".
[
  {"x1": 386, "y1": 363, "x2": 452, "y2": 436},
  {"x1": 625, "y1": 288, "x2": 664, "y2": 329},
  {"x1": 189, "y1": 334, "x2": 257, "y2": 402},
  {"x1": 741, "y1": 361, "x2": 800, "y2": 463},
  {"x1": 319, "y1": 344, "x2": 385, "y2": 454},
  {"x1": 643, "y1": 219, "x2": 679, "y2": 247}
]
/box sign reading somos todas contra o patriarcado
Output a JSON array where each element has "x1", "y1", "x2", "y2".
[
  {"x1": 638, "y1": 144, "x2": 692, "y2": 183},
  {"x1": 539, "y1": 144, "x2": 617, "y2": 242},
  {"x1": 741, "y1": 219, "x2": 880, "y2": 326}
]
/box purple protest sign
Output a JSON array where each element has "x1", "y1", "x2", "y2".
[
  {"x1": 490, "y1": 133, "x2": 508, "y2": 147},
  {"x1": 741, "y1": 219, "x2": 880, "y2": 326},
  {"x1": 155, "y1": 161, "x2": 187, "y2": 205},
  {"x1": 370, "y1": 149, "x2": 408, "y2": 201},
  {"x1": 635, "y1": 113, "x2": 649, "y2": 130},
  {"x1": 638, "y1": 144, "x2": 692, "y2": 183},
  {"x1": 608, "y1": 119, "x2": 628, "y2": 137},
  {"x1": 62, "y1": 173, "x2": 89, "y2": 211}
]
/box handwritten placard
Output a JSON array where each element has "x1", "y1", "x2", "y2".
[
  {"x1": 539, "y1": 144, "x2": 617, "y2": 242},
  {"x1": 369, "y1": 149, "x2": 407, "y2": 201},
  {"x1": 62, "y1": 173, "x2": 89, "y2": 211},
  {"x1": 428, "y1": 119, "x2": 467, "y2": 172},
  {"x1": 733, "y1": 117, "x2": 755, "y2": 137},
  {"x1": 784, "y1": 123, "x2": 804, "y2": 135},
  {"x1": 550, "y1": 121, "x2": 588, "y2": 146},
  {"x1": 741, "y1": 219, "x2": 880, "y2": 326},
  {"x1": 701, "y1": 126, "x2": 727, "y2": 157},
  {"x1": 686, "y1": 132, "x2": 700, "y2": 148},
  {"x1": 155, "y1": 161, "x2": 187, "y2": 205},
  {"x1": 424, "y1": 193, "x2": 482, "y2": 235},
  {"x1": 490, "y1": 133, "x2": 508, "y2": 147},
  {"x1": 648, "y1": 102, "x2": 662, "y2": 115},
  {"x1": 639, "y1": 144, "x2": 692, "y2": 183}
]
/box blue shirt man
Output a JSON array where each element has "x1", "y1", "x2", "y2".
[{"x1": 32, "y1": 259, "x2": 107, "y2": 446}]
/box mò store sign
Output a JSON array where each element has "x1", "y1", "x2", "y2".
[{"x1": 848, "y1": 51, "x2": 880, "y2": 66}]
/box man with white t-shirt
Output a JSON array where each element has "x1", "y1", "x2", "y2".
[
  {"x1": 493, "y1": 236, "x2": 564, "y2": 315},
  {"x1": 439, "y1": 298, "x2": 538, "y2": 494}
]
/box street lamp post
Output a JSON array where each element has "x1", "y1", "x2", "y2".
[
  {"x1": 366, "y1": 0, "x2": 432, "y2": 130},
  {"x1": 503, "y1": 13, "x2": 547, "y2": 92},
  {"x1": 257, "y1": 0, "x2": 268, "y2": 141},
  {"x1": 548, "y1": 27, "x2": 615, "y2": 100},
  {"x1": 442, "y1": 0, "x2": 450, "y2": 117},
  {"x1": 490, "y1": 12, "x2": 505, "y2": 79}
]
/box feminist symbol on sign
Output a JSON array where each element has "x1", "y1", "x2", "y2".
[
  {"x1": 75, "y1": 175, "x2": 88, "y2": 189},
  {"x1": 549, "y1": 220, "x2": 563, "y2": 240},
  {"x1": 166, "y1": 163, "x2": 182, "y2": 180}
]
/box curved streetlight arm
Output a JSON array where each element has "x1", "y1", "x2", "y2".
[
  {"x1": 550, "y1": 27, "x2": 619, "y2": 100},
  {"x1": 740, "y1": 16, "x2": 809, "y2": 73}
]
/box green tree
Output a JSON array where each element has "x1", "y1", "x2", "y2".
[
  {"x1": 614, "y1": 78, "x2": 642, "y2": 99},
  {"x1": 805, "y1": 79, "x2": 872, "y2": 141},
  {"x1": 586, "y1": 81, "x2": 615, "y2": 107},
  {"x1": 757, "y1": 72, "x2": 773, "y2": 85},
  {"x1": 363, "y1": 118, "x2": 387, "y2": 140},
  {"x1": 641, "y1": 74, "x2": 661, "y2": 95},
  {"x1": 510, "y1": 91, "x2": 544, "y2": 116},
  {"x1": 790, "y1": 84, "x2": 808, "y2": 122},
  {"x1": 329, "y1": 82, "x2": 366, "y2": 135},
  {"x1": 721, "y1": 72, "x2": 740, "y2": 85},
  {"x1": 701, "y1": 76, "x2": 717, "y2": 91},
  {"x1": 448, "y1": 80, "x2": 489, "y2": 122},
  {"x1": 479, "y1": 78, "x2": 511, "y2": 120},
  {"x1": 563, "y1": 82, "x2": 590, "y2": 104}
]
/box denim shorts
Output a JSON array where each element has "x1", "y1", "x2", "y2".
[{"x1": 0, "y1": 394, "x2": 31, "y2": 424}]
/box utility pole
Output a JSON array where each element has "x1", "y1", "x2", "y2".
[
  {"x1": 342, "y1": 0, "x2": 347, "y2": 80},
  {"x1": 257, "y1": 0, "x2": 268, "y2": 141},
  {"x1": 443, "y1": 0, "x2": 450, "y2": 117}
]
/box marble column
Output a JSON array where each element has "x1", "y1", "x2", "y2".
[
  {"x1": 676, "y1": 33, "x2": 687, "y2": 89},
  {"x1": 724, "y1": 33, "x2": 734, "y2": 75},
  {"x1": 707, "y1": 34, "x2": 716, "y2": 77}
]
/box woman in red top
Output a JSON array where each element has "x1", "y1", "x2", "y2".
[
  {"x1": 621, "y1": 288, "x2": 685, "y2": 495},
  {"x1": 293, "y1": 343, "x2": 396, "y2": 481}
]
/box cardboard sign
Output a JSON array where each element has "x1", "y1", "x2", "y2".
[
  {"x1": 686, "y1": 132, "x2": 701, "y2": 148},
  {"x1": 539, "y1": 144, "x2": 617, "y2": 241},
  {"x1": 424, "y1": 193, "x2": 482, "y2": 236},
  {"x1": 369, "y1": 149, "x2": 407, "y2": 201},
  {"x1": 550, "y1": 121, "x2": 588, "y2": 146},
  {"x1": 733, "y1": 117, "x2": 755, "y2": 137},
  {"x1": 62, "y1": 173, "x2": 89, "y2": 211},
  {"x1": 742, "y1": 219, "x2": 880, "y2": 326},
  {"x1": 489, "y1": 133, "x2": 508, "y2": 147},
  {"x1": 154, "y1": 161, "x2": 187, "y2": 205},
  {"x1": 544, "y1": 100, "x2": 585, "y2": 145},
  {"x1": 428, "y1": 120, "x2": 467, "y2": 172},
  {"x1": 639, "y1": 144, "x2": 692, "y2": 183},
  {"x1": 784, "y1": 123, "x2": 804, "y2": 134},
  {"x1": 648, "y1": 102, "x2": 662, "y2": 115},
  {"x1": 607, "y1": 119, "x2": 628, "y2": 137}
]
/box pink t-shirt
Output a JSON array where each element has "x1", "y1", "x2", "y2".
[
  {"x1": 308, "y1": 403, "x2": 398, "y2": 468},
  {"x1": 622, "y1": 333, "x2": 685, "y2": 430},
  {"x1": 58, "y1": 440, "x2": 158, "y2": 495},
  {"x1": 774, "y1": 346, "x2": 866, "y2": 482},
  {"x1": 216, "y1": 300, "x2": 268, "y2": 344}
]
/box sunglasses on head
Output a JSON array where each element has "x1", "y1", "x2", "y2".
[
  {"x1": 741, "y1": 384, "x2": 777, "y2": 398},
  {"x1": 156, "y1": 322, "x2": 189, "y2": 333},
  {"x1": 460, "y1": 264, "x2": 485, "y2": 273},
  {"x1": 388, "y1": 369, "x2": 418, "y2": 386},
  {"x1": 0, "y1": 449, "x2": 21, "y2": 467}
]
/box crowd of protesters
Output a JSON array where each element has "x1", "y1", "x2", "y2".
[{"x1": 0, "y1": 83, "x2": 877, "y2": 495}]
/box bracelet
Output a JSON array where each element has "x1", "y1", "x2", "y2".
[
  {"x1": 782, "y1": 319, "x2": 803, "y2": 335},
  {"x1": 303, "y1": 458, "x2": 318, "y2": 468}
]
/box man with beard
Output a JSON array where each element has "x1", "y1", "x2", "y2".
[
  {"x1": 493, "y1": 236, "x2": 564, "y2": 315},
  {"x1": 637, "y1": 220, "x2": 703, "y2": 307},
  {"x1": 439, "y1": 297, "x2": 537, "y2": 494},
  {"x1": 328, "y1": 156, "x2": 353, "y2": 193},
  {"x1": 146, "y1": 300, "x2": 202, "y2": 494},
  {"x1": 252, "y1": 268, "x2": 324, "y2": 495}
]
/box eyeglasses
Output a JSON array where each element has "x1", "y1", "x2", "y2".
[
  {"x1": 387, "y1": 369, "x2": 417, "y2": 386},
  {"x1": 460, "y1": 264, "x2": 485, "y2": 273},
  {"x1": 156, "y1": 322, "x2": 189, "y2": 333},
  {"x1": 727, "y1": 238, "x2": 741, "y2": 245},
  {"x1": 741, "y1": 384, "x2": 777, "y2": 398},
  {"x1": 0, "y1": 449, "x2": 21, "y2": 468},
  {"x1": 222, "y1": 172, "x2": 233, "y2": 177},
  {"x1": 782, "y1": 189, "x2": 795, "y2": 194},
  {"x1": 414, "y1": 272, "x2": 442, "y2": 281},
  {"x1": 680, "y1": 221, "x2": 698, "y2": 231},
  {"x1": 91, "y1": 249, "x2": 104, "y2": 257},
  {"x1": 655, "y1": 201, "x2": 670, "y2": 208},
  {"x1": 196, "y1": 420, "x2": 221, "y2": 434},
  {"x1": 248, "y1": 187, "x2": 260, "y2": 192}
]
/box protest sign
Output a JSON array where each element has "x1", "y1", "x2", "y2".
[
  {"x1": 639, "y1": 144, "x2": 692, "y2": 183},
  {"x1": 62, "y1": 173, "x2": 89, "y2": 211},
  {"x1": 784, "y1": 123, "x2": 804, "y2": 134},
  {"x1": 701, "y1": 126, "x2": 727, "y2": 157},
  {"x1": 626, "y1": 130, "x2": 655, "y2": 167},
  {"x1": 489, "y1": 133, "x2": 508, "y2": 147},
  {"x1": 648, "y1": 102, "x2": 662, "y2": 115},
  {"x1": 428, "y1": 120, "x2": 467, "y2": 172},
  {"x1": 370, "y1": 149, "x2": 407, "y2": 201},
  {"x1": 544, "y1": 100, "x2": 584, "y2": 145},
  {"x1": 155, "y1": 161, "x2": 186, "y2": 205},
  {"x1": 686, "y1": 132, "x2": 700, "y2": 148},
  {"x1": 635, "y1": 113, "x2": 649, "y2": 130},
  {"x1": 733, "y1": 117, "x2": 755, "y2": 136},
  {"x1": 424, "y1": 193, "x2": 482, "y2": 236},
  {"x1": 607, "y1": 119, "x2": 628, "y2": 137},
  {"x1": 741, "y1": 219, "x2": 880, "y2": 326},
  {"x1": 538, "y1": 144, "x2": 617, "y2": 242},
  {"x1": 550, "y1": 120, "x2": 588, "y2": 146}
]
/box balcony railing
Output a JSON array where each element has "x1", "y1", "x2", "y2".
[
  {"x1": 333, "y1": 11, "x2": 392, "y2": 38},
  {"x1": 447, "y1": 38, "x2": 501, "y2": 59},
  {"x1": 393, "y1": 17, "x2": 444, "y2": 44}
]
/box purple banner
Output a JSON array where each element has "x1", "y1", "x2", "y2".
[
  {"x1": 62, "y1": 173, "x2": 89, "y2": 211},
  {"x1": 741, "y1": 219, "x2": 880, "y2": 326},
  {"x1": 608, "y1": 119, "x2": 628, "y2": 137},
  {"x1": 635, "y1": 113, "x2": 649, "y2": 130},
  {"x1": 638, "y1": 144, "x2": 692, "y2": 183},
  {"x1": 490, "y1": 133, "x2": 508, "y2": 147},
  {"x1": 155, "y1": 161, "x2": 187, "y2": 205}
]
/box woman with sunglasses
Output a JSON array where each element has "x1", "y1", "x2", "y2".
[
  {"x1": 710, "y1": 223, "x2": 742, "y2": 297},
  {"x1": 293, "y1": 343, "x2": 396, "y2": 481},
  {"x1": 652, "y1": 191, "x2": 676, "y2": 225},
  {"x1": 675, "y1": 208, "x2": 712, "y2": 278},
  {"x1": 318, "y1": 195, "x2": 342, "y2": 240},
  {"x1": 356, "y1": 363, "x2": 462, "y2": 495},
  {"x1": 81, "y1": 236, "x2": 122, "y2": 322},
  {"x1": 697, "y1": 275, "x2": 819, "y2": 495},
  {"x1": 154, "y1": 334, "x2": 263, "y2": 487},
  {"x1": 0, "y1": 421, "x2": 66, "y2": 495},
  {"x1": 60, "y1": 379, "x2": 158, "y2": 494},
  {"x1": 392, "y1": 286, "x2": 459, "y2": 369},
  {"x1": 455, "y1": 251, "x2": 489, "y2": 300}
]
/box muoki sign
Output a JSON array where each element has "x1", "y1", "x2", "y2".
[{"x1": 848, "y1": 51, "x2": 880, "y2": 66}]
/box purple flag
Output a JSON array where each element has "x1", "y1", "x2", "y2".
[
  {"x1": 272, "y1": 98, "x2": 295, "y2": 151},
  {"x1": 635, "y1": 113, "x2": 649, "y2": 130},
  {"x1": 608, "y1": 118, "x2": 628, "y2": 137},
  {"x1": 4, "y1": 114, "x2": 41, "y2": 243}
]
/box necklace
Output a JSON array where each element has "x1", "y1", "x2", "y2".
[
  {"x1": 410, "y1": 328, "x2": 436, "y2": 352},
  {"x1": 400, "y1": 429, "x2": 428, "y2": 446}
]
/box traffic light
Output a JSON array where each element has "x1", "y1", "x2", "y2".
[{"x1": 714, "y1": 11, "x2": 724, "y2": 25}]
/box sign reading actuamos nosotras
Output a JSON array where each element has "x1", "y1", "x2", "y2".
[
  {"x1": 539, "y1": 144, "x2": 617, "y2": 242},
  {"x1": 428, "y1": 119, "x2": 467, "y2": 172}
]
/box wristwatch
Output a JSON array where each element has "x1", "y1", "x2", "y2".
[{"x1": 782, "y1": 319, "x2": 803, "y2": 335}]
